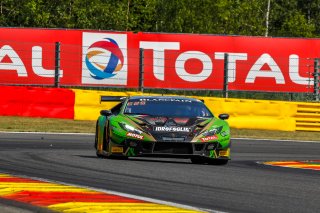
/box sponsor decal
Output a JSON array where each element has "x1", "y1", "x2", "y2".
[
  {"x1": 154, "y1": 126, "x2": 191, "y2": 132},
  {"x1": 126, "y1": 132, "x2": 144, "y2": 140},
  {"x1": 111, "y1": 147, "x2": 123, "y2": 153},
  {"x1": 0, "y1": 28, "x2": 315, "y2": 92},
  {"x1": 219, "y1": 148, "x2": 230, "y2": 157},
  {"x1": 162, "y1": 137, "x2": 185, "y2": 142},
  {"x1": 127, "y1": 101, "x2": 146, "y2": 106},
  {"x1": 139, "y1": 98, "x2": 192, "y2": 103},
  {"x1": 82, "y1": 32, "x2": 127, "y2": 85},
  {"x1": 201, "y1": 135, "x2": 218, "y2": 142},
  {"x1": 139, "y1": 40, "x2": 312, "y2": 92}
]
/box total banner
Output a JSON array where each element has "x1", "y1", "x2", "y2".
[{"x1": 0, "y1": 28, "x2": 319, "y2": 92}]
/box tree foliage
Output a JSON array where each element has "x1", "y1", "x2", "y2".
[{"x1": 0, "y1": 0, "x2": 319, "y2": 37}]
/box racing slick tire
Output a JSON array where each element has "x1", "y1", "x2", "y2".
[
  {"x1": 95, "y1": 123, "x2": 105, "y2": 158},
  {"x1": 96, "y1": 126, "x2": 108, "y2": 158},
  {"x1": 94, "y1": 121, "x2": 98, "y2": 150},
  {"x1": 103, "y1": 126, "x2": 128, "y2": 160}
]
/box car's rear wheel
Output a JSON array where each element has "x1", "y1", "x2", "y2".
[{"x1": 96, "y1": 151, "x2": 105, "y2": 158}]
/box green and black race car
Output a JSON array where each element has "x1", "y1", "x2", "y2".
[{"x1": 95, "y1": 95, "x2": 231, "y2": 165}]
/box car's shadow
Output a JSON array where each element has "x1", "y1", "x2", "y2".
[
  {"x1": 75, "y1": 155, "x2": 223, "y2": 166},
  {"x1": 76, "y1": 155, "x2": 97, "y2": 159},
  {"x1": 128, "y1": 157, "x2": 192, "y2": 164},
  {"x1": 76, "y1": 155, "x2": 192, "y2": 164}
]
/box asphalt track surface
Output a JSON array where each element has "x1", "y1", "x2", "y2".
[{"x1": 0, "y1": 132, "x2": 319, "y2": 213}]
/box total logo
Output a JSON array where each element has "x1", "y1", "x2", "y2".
[
  {"x1": 85, "y1": 38, "x2": 124, "y2": 79},
  {"x1": 82, "y1": 33, "x2": 127, "y2": 85},
  {"x1": 126, "y1": 132, "x2": 144, "y2": 140}
]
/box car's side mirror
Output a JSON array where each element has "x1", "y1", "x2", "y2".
[
  {"x1": 218, "y1": 113, "x2": 229, "y2": 120},
  {"x1": 100, "y1": 110, "x2": 112, "y2": 116}
]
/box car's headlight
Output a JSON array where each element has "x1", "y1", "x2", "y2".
[
  {"x1": 119, "y1": 122, "x2": 143, "y2": 134},
  {"x1": 202, "y1": 126, "x2": 223, "y2": 136}
]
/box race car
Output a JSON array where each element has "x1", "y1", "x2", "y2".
[{"x1": 94, "y1": 95, "x2": 231, "y2": 165}]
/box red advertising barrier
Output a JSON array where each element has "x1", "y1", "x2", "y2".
[
  {"x1": 0, "y1": 86, "x2": 74, "y2": 119},
  {"x1": 137, "y1": 33, "x2": 316, "y2": 92},
  {"x1": 0, "y1": 28, "x2": 318, "y2": 92},
  {"x1": 0, "y1": 28, "x2": 81, "y2": 86}
]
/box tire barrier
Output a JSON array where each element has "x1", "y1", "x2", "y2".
[{"x1": 0, "y1": 86, "x2": 74, "y2": 119}]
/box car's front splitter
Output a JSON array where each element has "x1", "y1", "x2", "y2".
[{"x1": 117, "y1": 140, "x2": 230, "y2": 159}]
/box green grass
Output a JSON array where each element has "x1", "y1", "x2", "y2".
[
  {"x1": 0, "y1": 116, "x2": 96, "y2": 133},
  {"x1": 0, "y1": 116, "x2": 319, "y2": 141}
]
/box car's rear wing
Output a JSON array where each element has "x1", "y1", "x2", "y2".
[{"x1": 100, "y1": 96, "x2": 127, "y2": 103}]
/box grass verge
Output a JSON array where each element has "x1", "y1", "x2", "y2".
[
  {"x1": 0, "y1": 116, "x2": 319, "y2": 142},
  {"x1": 0, "y1": 116, "x2": 96, "y2": 133}
]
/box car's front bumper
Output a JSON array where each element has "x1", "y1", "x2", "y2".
[{"x1": 119, "y1": 139, "x2": 230, "y2": 159}]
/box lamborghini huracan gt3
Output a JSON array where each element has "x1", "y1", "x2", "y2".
[{"x1": 95, "y1": 96, "x2": 230, "y2": 165}]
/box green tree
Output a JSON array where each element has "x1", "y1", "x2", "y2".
[{"x1": 269, "y1": 0, "x2": 316, "y2": 37}]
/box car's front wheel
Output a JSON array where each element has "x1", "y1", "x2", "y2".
[
  {"x1": 103, "y1": 127, "x2": 128, "y2": 160},
  {"x1": 96, "y1": 126, "x2": 109, "y2": 158},
  {"x1": 94, "y1": 121, "x2": 98, "y2": 149}
]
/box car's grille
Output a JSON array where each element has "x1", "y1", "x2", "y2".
[
  {"x1": 162, "y1": 137, "x2": 185, "y2": 142},
  {"x1": 153, "y1": 142, "x2": 193, "y2": 154},
  {"x1": 141, "y1": 142, "x2": 153, "y2": 153},
  {"x1": 151, "y1": 132, "x2": 191, "y2": 141},
  {"x1": 194, "y1": 143, "x2": 205, "y2": 151},
  {"x1": 125, "y1": 139, "x2": 216, "y2": 156}
]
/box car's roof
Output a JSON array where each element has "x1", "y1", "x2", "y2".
[{"x1": 128, "y1": 95, "x2": 202, "y2": 102}]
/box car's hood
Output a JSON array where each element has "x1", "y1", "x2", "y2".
[{"x1": 126, "y1": 115, "x2": 213, "y2": 141}]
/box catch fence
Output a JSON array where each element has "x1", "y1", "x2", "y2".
[{"x1": 0, "y1": 28, "x2": 320, "y2": 102}]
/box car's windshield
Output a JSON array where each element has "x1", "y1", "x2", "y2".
[{"x1": 124, "y1": 98, "x2": 213, "y2": 118}]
